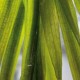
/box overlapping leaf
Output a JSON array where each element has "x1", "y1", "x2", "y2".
[
  {"x1": 0, "y1": 0, "x2": 25, "y2": 80},
  {"x1": 40, "y1": 0, "x2": 62, "y2": 80},
  {"x1": 54, "y1": 0, "x2": 80, "y2": 79},
  {"x1": 74, "y1": 0, "x2": 80, "y2": 13},
  {"x1": 21, "y1": 0, "x2": 40, "y2": 80},
  {"x1": 55, "y1": 0, "x2": 80, "y2": 44},
  {"x1": 39, "y1": 19, "x2": 57, "y2": 80},
  {"x1": 0, "y1": 0, "x2": 80, "y2": 80},
  {"x1": 0, "y1": 0, "x2": 14, "y2": 62},
  {"x1": 0, "y1": 0, "x2": 22, "y2": 63}
]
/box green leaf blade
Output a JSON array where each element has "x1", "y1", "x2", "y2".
[
  {"x1": 74, "y1": 0, "x2": 80, "y2": 13},
  {"x1": 54, "y1": 0, "x2": 80, "y2": 45},
  {"x1": 40, "y1": 0, "x2": 62, "y2": 79},
  {"x1": 0, "y1": 1, "x2": 25, "y2": 80},
  {"x1": 54, "y1": 0, "x2": 80, "y2": 79}
]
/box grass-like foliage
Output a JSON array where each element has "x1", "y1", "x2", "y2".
[{"x1": 0, "y1": 0, "x2": 80, "y2": 80}]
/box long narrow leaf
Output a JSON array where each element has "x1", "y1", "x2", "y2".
[
  {"x1": 74, "y1": 0, "x2": 80, "y2": 13},
  {"x1": 39, "y1": 19, "x2": 57, "y2": 80},
  {"x1": 0, "y1": 1, "x2": 25, "y2": 80},
  {"x1": 21, "y1": 0, "x2": 40, "y2": 80},
  {"x1": 54, "y1": 0, "x2": 80, "y2": 44},
  {"x1": 0, "y1": 0, "x2": 22, "y2": 63},
  {"x1": 40, "y1": 0, "x2": 62, "y2": 80},
  {"x1": 54, "y1": 0, "x2": 80, "y2": 79}
]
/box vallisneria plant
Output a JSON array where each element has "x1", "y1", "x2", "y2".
[{"x1": 0, "y1": 0, "x2": 80, "y2": 80}]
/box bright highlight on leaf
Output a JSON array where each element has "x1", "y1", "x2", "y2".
[
  {"x1": 74, "y1": 0, "x2": 80, "y2": 13},
  {"x1": 0, "y1": 0, "x2": 80, "y2": 80}
]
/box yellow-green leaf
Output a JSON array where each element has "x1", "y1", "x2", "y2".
[
  {"x1": 21, "y1": 0, "x2": 40, "y2": 80},
  {"x1": 54, "y1": 0, "x2": 80, "y2": 79},
  {"x1": 74, "y1": 0, "x2": 80, "y2": 13},
  {"x1": 0, "y1": 0, "x2": 22, "y2": 63},
  {"x1": 39, "y1": 19, "x2": 57, "y2": 80},
  {"x1": 40, "y1": 0, "x2": 62, "y2": 79},
  {"x1": 54, "y1": 0, "x2": 80, "y2": 44},
  {"x1": 0, "y1": 1, "x2": 25, "y2": 80}
]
